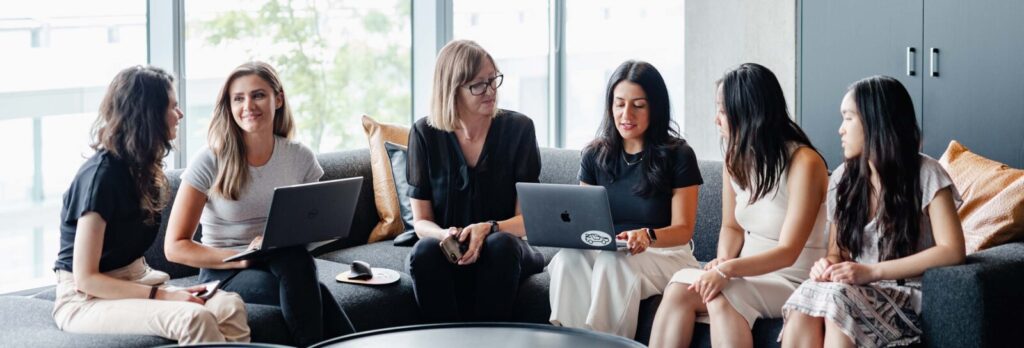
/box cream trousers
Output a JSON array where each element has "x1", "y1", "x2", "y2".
[
  {"x1": 548, "y1": 245, "x2": 700, "y2": 338},
  {"x1": 52, "y1": 257, "x2": 250, "y2": 344}
]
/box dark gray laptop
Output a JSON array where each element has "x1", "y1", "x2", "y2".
[
  {"x1": 223, "y1": 177, "x2": 363, "y2": 262},
  {"x1": 517, "y1": 183, "x2": 627, "y2": 251}
]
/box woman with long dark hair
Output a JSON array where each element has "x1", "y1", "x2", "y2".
[
  {"x1": 52, "y1": 65, "x2": 249, "y2": 344},
  {"x1": 780, "y1": 76, "x2": 965, "y2": 348},
  {"x1": 649, "y1": 63, "x2": 829, "y2": 347},
  {"x1": 547, "y1": 60, "x2": 703, "y2": 338}
]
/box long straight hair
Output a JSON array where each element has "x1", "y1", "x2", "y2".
[
  {"x1": 91, "y1": 65, "x2": 175, "y2": 224},
  {"x1": 209, "y1": 61, "x2": 294, "y2": 200},
  {"x1": 835, "y1": 76, "x2": 922, "y2": 261},
  {"x1": 719, "y1": 63, "x2": 817, "y2": 204},
  {"x1": 586, "y1": 60, "x2": 683, "y2": 198}
]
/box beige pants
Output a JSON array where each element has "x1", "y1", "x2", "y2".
[
  {"x1": 52, "y1": 258, "x2": 250, "y2": 344},
  {"x1": 548, "y1": 245, "x2": 700, "y2": 338}
]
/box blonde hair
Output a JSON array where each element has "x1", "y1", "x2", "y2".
[
  {"x1": 209, "y1": 61, "x2": 294, "y2": 200},
  {"x1": 429, "y1": 40, "x2": 500, "y2": 132}
]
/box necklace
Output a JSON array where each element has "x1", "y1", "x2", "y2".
[{"x1": 622, "y1": 150, "x2": 645, "y2": 166}]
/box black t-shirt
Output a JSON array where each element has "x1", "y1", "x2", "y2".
[
  {"x1": 54, "y1": 150, "x2": 159, "y2": 273},
  {"x1": 406, "y1": 109, "x2": 541, "y2": 228},
  {"x1": 579, "y1": 141, "x2": 703, "y2": 232}
]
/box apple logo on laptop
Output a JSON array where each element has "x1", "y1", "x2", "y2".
[{"x1": 560, "y1": 210, "x2": 571, "y2": 223}]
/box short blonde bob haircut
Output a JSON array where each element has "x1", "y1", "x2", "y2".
[{"x1": 429, "y1": 40, "x2": 500, "y2": 132}]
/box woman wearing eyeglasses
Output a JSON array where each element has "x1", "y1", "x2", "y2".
[{"x1": 405, "y1": 40, "x2": 546, "y2": 322}]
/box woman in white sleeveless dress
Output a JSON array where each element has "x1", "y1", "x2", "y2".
[{"x1": 648, "y1": 63, "x2": 830, "y2": 348}]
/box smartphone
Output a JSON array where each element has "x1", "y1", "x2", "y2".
[
  {"x1": 193, "y1": 280, "x2": 221, "y2": 300},
  {"x1": 439, "y1": 235, "x2": 468, "y2": 264}
]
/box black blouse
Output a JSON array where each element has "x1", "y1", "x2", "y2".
[
  {"x1": 579, "y1": 141, "x2": 703, "y2": 232},
  {"x1": 54, "y1": 151, "x2": 159, "y2": 273},
  {"x1": 406, "y1": 109, "x2": 541, "y2": 229}
]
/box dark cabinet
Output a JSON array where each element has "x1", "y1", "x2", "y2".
[{"x1": 800, "y1": 0, "x2": 1024, "y2": 168}]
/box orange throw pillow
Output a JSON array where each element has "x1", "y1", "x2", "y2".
[
  {"x1": 939, "y1": 140, "x2": 1024, "y2": 253},
  {"x1": 362, "y1": 115, "x2": 410, "y2": 243}
]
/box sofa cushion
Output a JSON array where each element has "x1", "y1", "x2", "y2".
[
  {"x1": 362, "y1": 115, "x2": 412, "y2": 243},
  {"x1": 939, "y1": 140, "x2": 1024, "y2": 253},
  {"x1": 385, "y1": 142, "x2": 415, "y2": 234},
  {"x1": 692, "y1": 160, "x2": 723, "y2": 262},
  {"x1": 314, "y1": 149, "x2": 380, "y2": 251}
]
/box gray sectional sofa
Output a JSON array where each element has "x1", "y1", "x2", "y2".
[{"x1": 2, "y1": 147, "x2": 1022, "y2": 347}]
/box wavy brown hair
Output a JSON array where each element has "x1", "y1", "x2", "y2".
[
  {"x1": 209, "y1": 61, "x2": 294, "y2": 200},
  {"x1": 91, "y1": 65, "x2": 176, "y2": 224}
]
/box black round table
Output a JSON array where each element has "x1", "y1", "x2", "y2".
[{"x1": 311, "y1": 322, "x2": 646, "y2": 348}]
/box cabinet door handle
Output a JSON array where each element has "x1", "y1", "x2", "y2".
[
  {"x1": 907, "y1": 47, "x2": 916, "y2": 76},
  {"x1": 930, "y1": 47, "x2": 940, "y2": 77}
]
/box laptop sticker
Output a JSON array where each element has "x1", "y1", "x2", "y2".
[{"x1": 581, "y1": 231, "x2": 613, "y2": 247}]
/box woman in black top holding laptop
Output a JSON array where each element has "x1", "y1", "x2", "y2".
[
  {"x1": 405, "y1": 40, "x2": 545, "y2": 322},
  {"x1": 547, "y1": 60, "x2": 703, "y2": 338}
]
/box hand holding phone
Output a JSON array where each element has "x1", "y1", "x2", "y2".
[
  {"x1": 439, "y1": 233, "x2": 468, "y2": 264},
  {"x1": 191, "y1": 280, "x2": 221, "y2": 300}
]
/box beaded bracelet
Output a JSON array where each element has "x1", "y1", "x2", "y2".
[{"x1": 714, "y1": 265, "x2": 730, "y2": 280}]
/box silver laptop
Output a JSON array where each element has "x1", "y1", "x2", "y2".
[
  {"x1": 224, "y1": 177, "x2": 363, "y2": 262},
  {"x1": 517, "y1": 182, "x2": 627, "y2": 251}
]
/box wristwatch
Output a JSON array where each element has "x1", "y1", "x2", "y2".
[
  {"x1": 644, "y1": 227, "x2": 657, "y2": 245},
  {"x1": 488, "y1": 220, "x2": 500, "y2": 234}
]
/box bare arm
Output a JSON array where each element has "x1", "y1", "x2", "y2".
[
  {"x1": 651, "y1": 186, "x2": 700, "y2": 248},
  {"x1": 716, "y1": 167, "x2": 745, "y2": 260},
  {"x1": 870, "y1": 188, "x2": 966, "y2": 280},
  {"x1": 73, "y1": 213, "x2": 202, "y2": 303},
  {"x1": 718, "y1": 147, "x2": 829, "y2": 277},
  {"x1": 825, "y1": 223, "x2": 843, "y2": 264},
  {"x1": 411, "y1": 198, "x2": 451, "y2": 241},
  {"x1": 164, "y1": 182, "x2": 247, "y2": 269}
]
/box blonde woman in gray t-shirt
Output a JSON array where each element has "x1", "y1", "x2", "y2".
[{"x1": 165, "y1": 61, "x2": 354, "y2": 346}]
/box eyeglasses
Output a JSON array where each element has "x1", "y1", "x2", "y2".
[{"x1": 464, "y1": 74, "x2": 504, "y2": 96}]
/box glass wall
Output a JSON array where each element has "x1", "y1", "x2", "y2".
[
  {"x1": 563, "y1": 0, "x2": 685, "y2": 149},
  {"x1": 452, "y1": 0, "x2": 550, "y2": 146},
  {"x1": 0, "y1": 0, "x2": 684, "y2": 293},
  {"x1": 183, "y1": 0, "x2": 412, "y2": 161},
  {"x1": 0, "y1": 0, "x2": 148, "y2": 293}
]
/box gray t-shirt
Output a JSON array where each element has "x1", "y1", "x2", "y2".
[{"x1": 182, "y1": 136, "x2": 324, "y2": 248}]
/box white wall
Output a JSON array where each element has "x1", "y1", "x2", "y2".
[{"x1": 681, "y1": 0, "x2": 796, "y2": 161}]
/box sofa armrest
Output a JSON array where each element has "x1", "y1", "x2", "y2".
[{"x1": 921, "y1": 242, "x2": 1024, "y2": 348}]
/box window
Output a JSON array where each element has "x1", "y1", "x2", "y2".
[
  {"x1": 450, "y1": 1, "x2": 684, "y2": 149},
  {"x1": 452, "y1": 0, "x2": 551, "y2": 146},
  {"x1": 563, "y1": 0, "x2": 685, "y2": 149},
  {"x1": 183, "y1": 0, "x2": 412, "y2": 161},
  {"x1": 0, "y1": 0, "x2": 148, "y2": 293}
]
